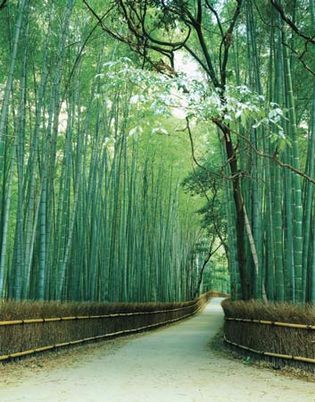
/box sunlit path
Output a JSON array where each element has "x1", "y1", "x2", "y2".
[{"x1": 1, "y1": 298, "x2": 314, "y2": 402}]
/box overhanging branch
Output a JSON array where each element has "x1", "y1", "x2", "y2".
[{"x1": 270, "y1": 0, "x2": 315, "y2": 45}]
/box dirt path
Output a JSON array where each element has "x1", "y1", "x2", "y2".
[{"x1": 0, "y1": 298, "x2": 314, "y2": 402}]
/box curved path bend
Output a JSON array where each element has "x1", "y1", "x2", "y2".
[{"x1": 0, "y1": 298, "x2": 314, "y2": 402}]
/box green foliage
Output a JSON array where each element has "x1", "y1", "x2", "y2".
[
  {"x1": 0, "y1": 0, "x2": 314, "y2": 305},
  {"x1": 0, "y1": 0, "x2": 204, "y2": 303}
]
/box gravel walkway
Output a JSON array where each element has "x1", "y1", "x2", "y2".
[{"x1": 0, "y1": 298, "x2": 314, "y2": 401}]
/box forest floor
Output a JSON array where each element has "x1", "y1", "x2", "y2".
[{"x1": 0, "y1": 298, "x2": 314, "y2": 402}]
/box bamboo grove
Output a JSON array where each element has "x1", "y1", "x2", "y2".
[
  {"x1": 235, "y1": 0, "x2": 315, "y2": 303},
  {"x1": 92, "y1": 0, "x2": 315, "y2": 304},
  {"x1": 0, "y1": 1, "x2": 207, "y2": 302},
  {"x1": 0, "y1": 0, "x2": 314, "y2": 305}
]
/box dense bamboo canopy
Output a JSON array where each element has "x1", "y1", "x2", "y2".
[{"x1": 0, "y1": 0, "x2": 314, "y2": 304}]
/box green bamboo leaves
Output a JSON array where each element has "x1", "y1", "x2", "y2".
[
  {"x1": 0, "y1": 1, "x2": 202, "y2": 303},
  {"x1": 239, "y1": 0, "x2": 314, "y2": 303},
  {"x1": 0, "y1": 0, "x2": 314, "y2": 305}
]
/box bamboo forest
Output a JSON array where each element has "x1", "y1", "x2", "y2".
[{"x1": 0, "y1": 0, "x2": 314, "y2": 307}]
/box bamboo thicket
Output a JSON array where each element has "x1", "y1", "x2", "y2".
[{"x1": 0, "y1": 2, "x2": 202, "y2": 302}]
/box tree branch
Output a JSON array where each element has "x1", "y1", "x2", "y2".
[
  {"x1": 0, "y1": 0, "x2": 8, "y2": 10},
  {"x1": 214, "y1": 118, "x2": 315, "y2": 185},
  {"x1": 185, "y1": 117, "x2": 207, "y2": 171},
  {"x1": 64, "y1": 6, "x2": 115, "y2": 97},
  {"x1": 270, "y1": 0, "x2": 315, "y2": 45},
  {"x1": 220, "y1": 0, "x2": 243, "y2": 87},
  {"x1": 193, "y1": 240, "x2": 223, "y2": 298},
  {"x1": 281, "y1": 40, "x2": 315, "y2": 77}
]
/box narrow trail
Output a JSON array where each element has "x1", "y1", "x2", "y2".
[{"x1": 1, "y1": 298, "x2": 314, "y2": 402}]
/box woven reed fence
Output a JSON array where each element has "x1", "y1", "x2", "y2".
[
  {"x1": 0, "y1": 293, "x2": 211, "y2": 361},
  {"x1": 222, "y1": 299, "x2": 315, "y2": 371}
]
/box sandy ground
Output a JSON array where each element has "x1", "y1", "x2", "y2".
[{"x1": 0, "y1": 298, "x2": 314, "y2": 402}]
